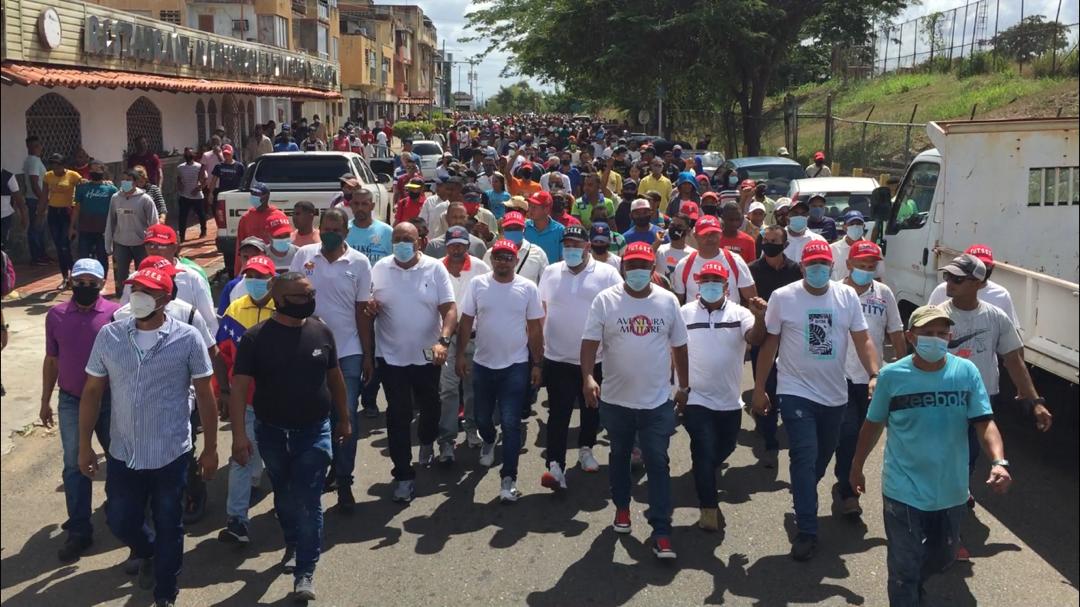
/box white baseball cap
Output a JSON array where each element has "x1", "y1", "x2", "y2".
[
  {"x1": 630, "y1": 198, "x2": 652, "y2": 212},
  {"x1": 748, "y1": 201, "x2": 767, "y2": 214}
]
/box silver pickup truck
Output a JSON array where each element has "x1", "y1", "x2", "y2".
[{"x1": 214, "y1": 151, "x2": 394, "y2": 276}]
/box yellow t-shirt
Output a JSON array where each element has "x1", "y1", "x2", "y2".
[
  {"x1": 639, "y1": 174, "x2": 673, "y2": 206},
  {"x1": 44, "y1": 169, "x2": 83, "y2": 208}
]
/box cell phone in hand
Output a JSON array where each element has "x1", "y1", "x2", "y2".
[{"x1": 423, "y1": 348, "x2": 434, "y2": 362}]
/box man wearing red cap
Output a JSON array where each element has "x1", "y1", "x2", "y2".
[
  {"x1": 483, "y1": 211, "x2": 549, "y2": 284},
  {"x1": 265, "y1": 211, "x2": 298, "y2": 270},
  {"x1": 751, "y1": 239, "x2": 881, "y2": 561},
  {"x1": 672, "y1": 215, "x2": 756, "y2": 306},
  {"x1": 134, "y1": 224, "x2": 218, "y2": 337},
  {"x1": 831, "y1": 241, "x2": 906, "y2": 518},
  {"x1": 210, "y1": 144, "x2": 245, "y2": 206},
  {"x1": 582, "y1": 241, "x2": 688, "y2": 559},
  {"x1": 806, "y1": 151, "x2": 832, "y2": 178},
  {"x1": 79, "y1": 267, "x2": 217, "y2": 607},
  {"x1": 524, "y1": 191, "x2": 566, "y2": 263},
  {"x1": 927, "y1": 244, "x2": 1018, "y2": 325},
  {"x1": 234, "y1": 181, "x2": 277, "y2": 277},
  {"x1": 509, "y1": 162, "x2": 541, "y2": 198},
  {"x1": 679, "y1": 261, "x2": 767, "y2": 532},
  {"x1": 456, "y1": 239, "x2": 545, "y2": 504}
]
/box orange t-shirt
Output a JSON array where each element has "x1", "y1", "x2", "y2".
[{"x1": 509, "y1": 176, "x2": 541, "y2": 198}]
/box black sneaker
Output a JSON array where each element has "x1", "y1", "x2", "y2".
[
  {"x1": 218, "y1": 518, "x2": 250, "y2": 544},
  {"x1": 182, "y1": 492, "x2": 207, "y2": 525},
  {"x1": 57, "y1": 535, "x2": 92, "y2": 563},
  {"x1": 790, "y1": 533, "x2": 817, "y2": 562},
  {"x1": 293, "y1": 573, "x2": 316, "y2": 601},
  {"x1": 281, "y1": 546, "x2": 297, "y2": 574},
  {"x1": 362, "y1": 407, "x2": 380, "y2": 418},
  {"x1": 337, "y1": 486, "x2": 356, "y2": 513},
  {"x1": 122, "y1": 548, "x2": 142, "y2": 575},
  {"x1": 154, "y1": 600, "x2": 176, "y2": 607},
  {"x1": 138, "y1": 557, "x2": 156, "y2": 590}
]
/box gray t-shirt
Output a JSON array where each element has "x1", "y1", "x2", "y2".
[
  {"x1": 938, "y1": 299, "x2": 1023, "y2": 396},
  {"x1": 22, "y1": 155, "x2": 46, "y2": 200}
]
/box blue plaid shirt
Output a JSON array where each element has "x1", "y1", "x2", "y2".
[{"x1": 85, "y1": 316, "x2": 213, "y2": 470}]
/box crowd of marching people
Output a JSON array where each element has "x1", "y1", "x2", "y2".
[{"x1": 15, "y1": 114, "x2": 1055, "y2": 606}]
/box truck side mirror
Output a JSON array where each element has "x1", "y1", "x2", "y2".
[
  {"x1": 376, "y1": 173, "x2": 392, "y2": 185},
  {"x1": 870, "y1": 186, "x2": 892, "y2": 223}
]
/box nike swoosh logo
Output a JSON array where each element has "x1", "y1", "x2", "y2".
[{"x1": 949, "y1": 330, "x2": 986, "y2": 349}]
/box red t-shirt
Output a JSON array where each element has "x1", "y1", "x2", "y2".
[
  {"x1": 127, "y1": 153, "x2": 162, "y2": 185},
  {"x1": 234, "y1": 204, "x2": 279, "y2": 271},
  {"x1": 394, "y1": 194, "x2": 426, "y2": 225},
  {"x1": 718, "y1": 232, "x2": 757, "y2": 263}
]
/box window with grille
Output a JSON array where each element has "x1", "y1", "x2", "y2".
[
  {"x1": 159, "y1": 10, "x2": 180, "y2": 24},
  {"x1": 195, "y1": 99, "x2": 207, "y2": 149},
  {"x1": 25, "y1": 92, "x2": 81, "y2": 163},
  {"x1": 1028, "y1": 167, "x2": 1080, "y2": 206},
  {"x1": 221, "y1": 94, "x2": 238, "y2": 145},
  {"x1": 126, "y1": 96, "x2": 163, "y2": 155},
  {"x1": 207, "y1": 98, "x2": 218, "y2": 144},
  {"x1": 238, "y1": 100, "x2": 248, "y2": 144}
]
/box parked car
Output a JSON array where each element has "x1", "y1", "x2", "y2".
[
  {"x1": 787, "y1": 176, "x2": 881, "y2": 228},
  {"x1": 720, "y1": 156, "x2": 805, "y2": 197},
  {"x1": 410, "y1": 139, "x2": 444, "y2": 181},
  {"x1": 697, "y1": 151, "x2": 726, "y2": 177}
]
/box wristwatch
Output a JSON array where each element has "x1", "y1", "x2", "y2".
[
  {"x1": 676, "y1": 386, "x2": 691, "y2": 395},
  {"x1": 438, "y1": 335, "x2": 452, "y2": 348},
  {"x1": 991, "y1": 459, "x2": 1010, "y2": 468}
]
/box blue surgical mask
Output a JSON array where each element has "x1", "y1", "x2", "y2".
[
  {"x1": 392, "y1": 241, "x2": 416, "y2": 263},
  {"x1": 846, "y1": 224, "x2": 865, "y2": 240},
  {"x1": 727, "y1": 176, "x2": 738, "y2": 187},
  {"x1": 245, "y1": 277, "x2": 269, "y2": 301},
  {"x1": 624, "y1": 269, "x2": 652, "y2": 291},
  {"x1": 504, "y1": 230, "x2": 524, "y2": 245},
  {"x1": 699, "y1": 282, "x2": 726, "y2": 304},
  {"x1": 809, "y1": 207, "x2": 826, "y2": 220},
  {"x1": 562, "y1": 246, "x2": 585, "y2": 267},
  {"x1": 915, "y1": 335, "x2": 949, "y2": 363},
  {"x1": 249, "y1": 195, "x2": 263, "y2": 207},
  {"x1": 804, "y1": 264, "x2": 831, "y2": 288},
  {"x1": 788, "y1": 215, "x2": 808, "y2": 232},
  {"x1": 850, "y1": 268, "x2": 875, "y2": 286},
  {"x1": 120, "y1": 180, "x2": 134, "y2": 193},
  {"x1": 271, "y1": 237, "x2": 291, "y2": 253}
]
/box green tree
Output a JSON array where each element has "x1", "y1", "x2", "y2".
[
  {"x1": 991, "y1": 15, "x2": 1070, "y2": 63},
  {"x1": 485, "y1": 81, "x2": 546, "y2": 114},
  {"x1": 921, "y1": 11, "x2": 947, "y2": 61}
]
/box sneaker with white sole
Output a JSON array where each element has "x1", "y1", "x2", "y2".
[
  {"x1": 392, "y1": 479, "x2": 415, "y2": 503},
  {"x1": 418, "y1": 444, "x2": 435, "y2": 467},
  {"x1": 466, "y1": 428, "x2": 483, "y2": 448},
  {"x1": 437, "y1": 442, "x2": 455, "y2": 465},
  {"x1": 541, "y1": 462, "x2": 567, "y2": 491},
  {"x1": 578, "y1": 447, "x2": 600, "y2": 472},
  {"x1": 652, "y1": 536, "x2": 677, "y2": 560},
  {"x1": 479, "y1": 442, "x2": 496, "y2": 467},
  {"x1": 499, "y1": 476, "x2": 520, "y2": 503},
  {"x1": 293, "y1": 573, "x2": 316, "y2": 601},
  {"x1": 613, "y1": 509, "x2": 632, "y2": 534}
]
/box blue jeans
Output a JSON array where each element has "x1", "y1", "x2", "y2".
[
  {"x1": 255, "y1": 418, "x2": 332, "y2": 580},
  {"x1": 331, "y1": 354, "x2": 363, "y2": 486},
  {"x1": 25, "y1": 198, "x2": 46, "y2": 260},
  {"x1": 834, "y1": 381, "x2": 870, "y2": 499},
  {"x1": 47, "y1": 206, "x2": 74, "y2": 276},
  {"x1": 77, "y1": 232, "x2": 109, "y2": 280},
  {"x1": 226, "y1": 405, "x2": 263, "y2": 523},
  {"x1": 779, "y1": 394, "x2": 845, "y2": 535},
  {"x1": 105, "y1": 452, "x2": 189, "y2": 602},
  {"x1": 883, "y1": 496, "x2": 964, "y2": 607},
  {"x1": 472, "y1": 362, "x2": 529, "y2": 480},
  {"x1": 750, "y1": 344, "x2": 781, "y2": 450},
  {"x1": 683, "y1": 405, "x2": 741, "y2": 508},
  {"x1": 58, "y1": 390, "x2": 111, "y2": 539},
  {"x1": 599, "y1": 400, "x2": 676, "y2": 538}
]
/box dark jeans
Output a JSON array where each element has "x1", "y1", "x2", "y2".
[
  {"x1": 26, "y1": 198, "x2": 46, "y2": 260},
  {"x1": 1, "y1": 213, "x2": 13, "y2": 250},
  {"x1": 381, "y1": 360, "x2": 441, "y2": 481},
  {"x1": 600, "y1": 400, "x2": 676, "y2": 538},
  {"x1": 176, "y1": 196, "x2": 207, "y2": 242},
  {"x1": 256, "y1": 418, "x2": 332, "y2": 580},
  {"x1": 77, "y1": 232, "x2": 109, "y2": 280},
  {"x1": 543, "y1": 359, "x2": 601, "y2": 468},
  {"x1": 361, "y1": 351, "x2": 382, "y2": 412},
  {"x1": 331, "y1": 355, "x2": 364, "y2": 487},
  {"x1": 105, "y1": 452, "x2": 189, "y2": 602},
  {"x1": 683, "y1": 405, "x2": 741, "y2": 508},
  {"x1": 883, "y1": 495, "x2": 964, "y2": 607},
  {"x1": 834, "y1": 381, "x2": 870, "y2": 499},
  {"x1": 778, "y1": 394, "x2": 845, "y2": 535},
  {"x1": 473, "y1": 361, "x2": 529, "y2": 480},
  {"x1": 112, "y1": 244, "x2": 147, "y2": 290},
  {"x1": 47, "y1": 206, "x2": 74, "y2": 276},
  {"x1": 58, "y1": 390, "x2": 111, "y2": 539},
  {"x1": 750, "y1": 345, "x2": 781, "y2": 450}
]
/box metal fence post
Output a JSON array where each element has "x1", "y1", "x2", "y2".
[
  {"x1": 861, "y1": 105, "x2": 875, "y2": 168},
  {"x1": 824, "y1": 93, "x2": 834, "y2": 161},
  {"x1": 904, "y1": 104, "x2": 919, "y2": 165}
]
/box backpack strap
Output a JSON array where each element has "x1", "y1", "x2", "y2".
[
  {"x1": 681, "y1": 251, "x2": 698, "y2": 293},
  {"x1": 721, "y1": 248, "x2": 740, "y2": 284}
]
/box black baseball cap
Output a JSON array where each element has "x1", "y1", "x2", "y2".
[{"x1": 562, "y1": 225, "x2": 589, "y2": 242}]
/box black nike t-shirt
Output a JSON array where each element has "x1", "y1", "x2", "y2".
[{"x1": 233, "y1": 318, "x2": 338, "y2": 429}]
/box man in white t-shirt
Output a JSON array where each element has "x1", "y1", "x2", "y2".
[
  {"x1": 926, "y1": 244, "x2": 1018, "y2": 325},
  {"x1": 783, "y1": 199, "x2": 826, "y2": 263},
  {"x1": 482, "y1": 211, "x2": 548, "y2": 283},
  {"x1": 538, "y1": 225, "x2": 622, "y2": 491},
  {"x1": 456, "y1": 239, "x2": 545, "y2": 504},
  {"x1": 672, "y1": 215, "x2": 756, "y2": 305},
  {"x1": 1, "y1": 167, "x2": 27, "y2": 250},
  {"x1": 751, "y1": 239, "x2": 880, "y2": 562},
  {"x1": 829, "y1": 211, "x2": 885, "y2": 281},
  {"x1": 656, "y1": 211, "x2": 696, "y2": 278},
  {"x1": 831, "y1": 241, "x2": 906, "y2": 518},
  {"x1": 680, "y1": 261, "x2": 767, "y2": 532},
  {"x1": 582, "y1": 242, "x2": 689, "y2": 561},
  {"x1": 368, "y1": 222, "x2": 457, "y2": 504}
]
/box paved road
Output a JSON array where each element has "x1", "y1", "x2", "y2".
[{"x1": 2, "y1": 289, "x2": 1078, "y2": 606}]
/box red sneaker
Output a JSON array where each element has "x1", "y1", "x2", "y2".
[
  {"x1": 652, "y1": 536, "x2": 677, "y2": 560},
  {"x1": 955, "y1": 544, "x2": 971, "y2": 561},
  {"x1": 613, "y1": 509, "x2": 632, "y2": 534}
]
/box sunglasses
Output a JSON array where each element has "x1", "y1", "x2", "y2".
[
  {"x1": 491, "y1": 254, "x2": 516, "y2": 263},
  {"x1": 942, "y1": 273, "x2": 973, "y2": 284}
]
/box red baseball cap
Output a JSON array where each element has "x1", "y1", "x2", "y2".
[
  {"x1": 528, "y1": 191, "x2": 553, "y2": 207},
  {"x1": 679, "y1": 201, "x2": 701, "y2": 221},
  {"x1": 144, "y1": 224, "x2": 178, "y2": 245},
  {"x1": 814, "y1": 151, "x2": 826, "y2": 161},
  {"x1": 739, "y1": 179, "x2": 756, "y2": 191},
  {"x1": 700, "y1": 191, "x2": 720, "y2": 203},
  {"x1": 850, "y1": 241, "x2": 882, "y2": 260},
  {"x1": 695, "y1": 215, "x2": 722, "y2": 236},
  {"x1": 801, "y1": 240, "x2": 833, "y2": 263},
  {"x1": 502, "y1": 211, "x2": 526, "y2": 228},
  {"x1": 138, "y1": 255, "x2": 178, "y2": 275},
  {"x1": 519, "y1": 162, "x2": 534, "y2": 172},
  {"x1": 222, "y1": 144, "x2": 235, "y2": 155},
  {"x1": 243, "y1": 255, "x2": 276, "y2": 276},
  {"x1": 622, "y1": 241, "x2": 656, "y2": 262},
  {"x1": 125, "y1": 268, "x2": 174, "y2": 293},
  {"x1": 694, "y1": 260, "x2": 729, "y2": 282},
  {"x1": 491, "y1": 239, "x2": 520, "y2": 255},
  {"x1": 266, "y1": 211, "x2": 292, "y2": 238},
  {"x1": 965, "y1": 244, "x2": 994, "y2": 267}
]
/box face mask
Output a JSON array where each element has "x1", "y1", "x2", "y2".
[
  {"x1": 915, "y1": 335, "x2": 949, "y2": 363},
  {"x1": 269, "y1": 237, "x2": 291, "y2": 253},
  {"x1": 392, "y1": 241, "x2": 416, "y2": 263},
  {"x1": 89, "y1": 172, "x2": 105, "y2": 181},
  {"x1": 278, "y1": 298, "x2": 316, "y2": 320},
  {"x1": 245, "y1": 277, "x2": 270, "y2": 300},
  {"x1": 788, "y1": 215, "x2": 808, "y2": 232},
  {"x1": 804, "y1": 264, "x2": 832, "y2": 289},
  {"x1": 129, "y1": 291, "x2": 162, "y2": 320},
  {"x1": 591, "y1": 244, "x2": 608, "y2": 256},
  {"x1": 846, "y1": 224, "x2": 865, "y2": 240},
  {"x1": 504, "y1": 230, "x2": 524, "y2": 245},
  {"x1": 249, "y1": 195, "x2": 263, "y2": 208},
  {"x1": 762, "y1": 242, "x2": 786, "y2": 258},
  {"x1": 342, "y1": 191, "x2": 354, "y2": 201},
  {"x1": 727, "y1": 176, "x2": 739, "y2": 187},
  {"x1": 809, "y1": 207, "x2": 826, "y2": 220},
  {"x1": 464, "y1": 202, "x2": 481, "y2": 216},
  {"x1": 669, "y1": 227, "x2": 686, "y2": 241},
  {"x1": 120, "y1": 180, "x2": 134, "y2": 193},
  {"x1": 702, "y1": 205, "x2": 719, "y2": 217},
  {"x1": 699, "y1": 282, "x2": 726, "y2": 304},
  {"x1": 850, "y1": 268, "x2": 875, "y2": 286},
  {"x1": 562, "y1": 247, "x2": 585, "y2": 267},
  {"x1": 320, "y1": 231, "x2": 344, "y2": 252},
  {"x1": 624, "y1": 269, "x2": 653, "y2": 291},
  {"x1": 633, "y1": 216, "x2": 651, "y2": 228},
  {"x1": 72, "y1": 284, "x2": 101, "y2": 306},
  {"x1": 408, "y1": 191, "x2": 421, "y2": 199}
]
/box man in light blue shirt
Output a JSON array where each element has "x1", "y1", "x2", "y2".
[
  {"x1": 345, "y1": 189, "x2": 393, "y2": 264},
  {"x1": 523, "y1": 191, "x2": 565, "y2": 263}
]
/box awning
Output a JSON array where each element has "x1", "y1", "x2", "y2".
[{"x1": 1, "y1": 61, "x2": 341, "y2": 100}]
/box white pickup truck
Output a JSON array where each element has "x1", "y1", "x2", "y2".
[
  {"x1": 879, "y1": 117, "x2": 1079, "y2": 385},
  {"x1": 215, "y1": 152, "x2": 394, "y2": 276}
]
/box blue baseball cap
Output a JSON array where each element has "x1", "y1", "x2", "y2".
[
  {"x1": 841, "y1": 210, "x2": 865, "y2": 224},
  {"x1": 250, "y1": 181, "x2": 270, "y2": 196},
  {"x1": 589, "y1": 222, "x2": 612, "y2": 244},
  {"x1": 71, "y1": 258, "x2": 105, "y2": 280}
]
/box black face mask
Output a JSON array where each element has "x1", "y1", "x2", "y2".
[
  {"x1": 762, "y1": 242, "x2": 786, "y2": 258},
  {"x1": 342, "y1": 191, "x2": 353, "y2": 200},
  {"x1": 633, "y1": 216, "x2": 651, "y2": 228},
  {"x1": 89, "y1": 172, "x2": 105, "y2": 181},
  {"x1": 72, "y1": 285, "x2": 101, "y2": 306},
  {"x1": 278, "y1": 298, "x2": 316, "y2": 320},
  {"x1": 591, "y1": 244, "x2": 608, "y2": 256},
  {"x1": 702, "y1": 205, "x2": 719, "y2": 217},
  {"x1": 669, "y1": 227, "x2": 686, "y2": 241}
]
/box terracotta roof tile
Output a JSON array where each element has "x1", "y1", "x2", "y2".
[{"x1": 1, "y1": 61, "x2": 341, "y2": 100}]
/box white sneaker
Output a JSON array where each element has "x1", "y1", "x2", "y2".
[
  {"x1": 418, "y1": 444, "x2": 435, "y2": 467},
  {"x1": 392, "y1": 479, "x2": 415, "y2": 503},
  {"x1": 479, "y1": 442, "x2": 496, "y2": 467},
  {"x1": 437, "y1": 442, "x2": 455, "y2": 464},
  {"x1": 466, "y1": 428, "x2": 482, "y2": 448},
  {"x1": 541, "y1": 462, "x2": 567, "y2": 491},
  {"x1": 499, "y1": 476, "x2": 520, "y2": 503},
  {"x1": 578, "y1": 447, "x2": 600, "y2": 473}
]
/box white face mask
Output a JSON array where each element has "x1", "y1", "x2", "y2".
[{"x1": 129, "y1": 291, "x2": 162, "y2": 319}]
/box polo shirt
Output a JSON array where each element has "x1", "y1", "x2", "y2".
[
  {"x1": 444, "y1": 255, "x2": 490, "y2": 303},
  {"x1": 748, "y1": 255, "x2": 803, "y2": 301},
  {"x1": 370, "y1": 255, "x2": 455, "y2": 366},
  {"x1": 570, "y1": 195, "x2": 615, "y2": 229},
  {"x1": 538, "y1": 258, "x2": 623, "y2": 365},
  {"x1": 45, "y1": 298, "x2": 122, "y2": 396},
  {"x1": 524, "y1": 218, "x2": 565, "y2": 263},
  {"x1": 638, "y1": 174, "x2": 673, "y2": 206},
  {"x1": 681, "y1": 299, "x2": 756, "y2": 411},
  {"x1": 290, "y1": 243, "x2": 373, "y2": 359},
  {"x1": 460, "y1": 273, "x2": 545, "y2": 370}
]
